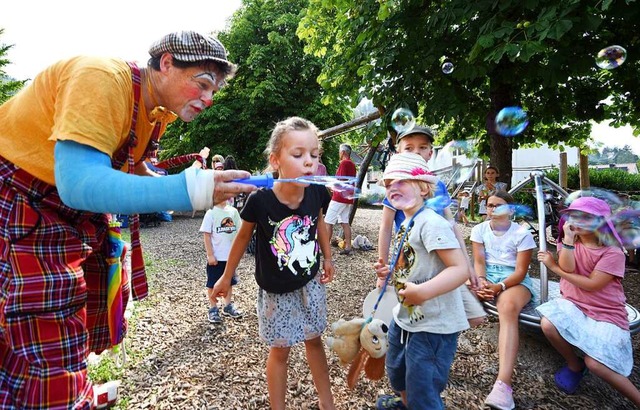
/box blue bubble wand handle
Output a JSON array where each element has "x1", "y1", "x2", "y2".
[
  {"x1": 233, "y1": 174, "x2": 276, "y2": 188},
  {"x1": 233, "y1": 174, "x2": 357, "y2": 190}
]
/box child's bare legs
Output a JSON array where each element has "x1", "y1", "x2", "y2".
[
  {"x1": 496, "y1": 285, "x2": 531, "y2": 386},
  {"x1": 206, "y1": 288, "x2": 217, "y2": 308},
  {"x1": 584, "y1": 356, "x2": 640, "y2": 406},
  {"x1": 266, "y1": 346, "x2": 290, "y2": 410},
  {"x1": 542, "y1": 318, "x2": 640, "y2": 406},
  {"x1": 304, "y1": 336, "x2": 335, "y2": 410},
  {"x1": 207, "y1": 288, "x2": 233, "y2": 307},
  {"x1": 223, "y1": 288, "x2": 233, "y2": 307},
  {"x1": 540, "y1": 317, "x2": 584, "y2": 372}
]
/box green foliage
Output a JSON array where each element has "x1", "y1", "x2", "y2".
[
  {"x1": 544, "y1": 165, "x2": 640, "y2": 191},
  {"x1": 0, "y1": 29, "x2": 27, "y2": 104},
  {"x1": 589, "y1": 145, "x2": 639, "y2": 164},
  {"x1": 88, "y1": 353, "x2": 125, "y2": 384},
  {"x1": 159, "y1": 0, "x2": 350, "y2": 172},
  {"x1": 298, "y1": 0, "x2": 640, "y2": 172}
]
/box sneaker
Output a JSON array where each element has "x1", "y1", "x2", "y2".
[
  {"x1": 207, "y1": 307, "x2": 222, "y2": 324},
  {"x1": 222, "y1": 303, "x2": 243, "y2": 319},
  {"x1": 484, "y1": 380, "x2": 515, "y2": 410},
  {"x1": 339, "y1": 248, "x2": 353, "y2": 256},
  {"x1": 376, "y1": 394, "x2": 407, "y2": 410}
]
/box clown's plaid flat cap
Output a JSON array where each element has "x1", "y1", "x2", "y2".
[{"x1": 149, "y1": 31, "x2": 231, "y2": 68}]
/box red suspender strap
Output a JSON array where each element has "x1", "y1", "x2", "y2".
[{"x1": 123, "y1": 61, "x2": 149, "y2": 301}]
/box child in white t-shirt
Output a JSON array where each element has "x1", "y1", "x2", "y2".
[
  {"x1": 456, "y1": 191, "x2": 470, "y2": 225},
  {"x1": 470, "y1": 191, "x2": 536, "y2": 409},
  {"x1": 199, "y1": 202, "x2": 243, "y2": 324}
]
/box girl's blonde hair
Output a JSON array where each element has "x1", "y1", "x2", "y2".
[
  {"x1": 264, "y1": 117, "x2": 320, "y2": 173},
  {"x1": 410, "y1": 180, "x2": 432, "y2": 199},
  {"x1": 211, "y1": 154, "x2": 225, "y2": 164}
]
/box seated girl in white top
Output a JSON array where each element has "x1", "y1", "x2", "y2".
[{"x1": 470, "y1": 191, "x2": 537, "y2": 410}]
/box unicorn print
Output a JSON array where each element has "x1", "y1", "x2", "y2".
[{"x1": 270, "y1": 215, "x2": 318, "y2": 275}]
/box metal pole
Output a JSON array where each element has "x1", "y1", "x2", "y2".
[{"x1": 532, "y1": 171, "x2": 548, "y2": 303}]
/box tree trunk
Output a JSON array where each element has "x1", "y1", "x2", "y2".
[
  {"x1": 349, "y1": 139, "x2": 380, "y2": 224},
  {"x1": 487, "y1": 69, "x2": 515, "y2": 188}
]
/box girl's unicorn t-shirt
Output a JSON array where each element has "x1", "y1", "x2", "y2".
[{"x1": 241, "y1": 184, "x2": 331, "y2": 294}]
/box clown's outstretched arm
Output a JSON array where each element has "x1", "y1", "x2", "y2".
[{"x1": 54, "y1": 140, "x2": 254, "y2": 214}]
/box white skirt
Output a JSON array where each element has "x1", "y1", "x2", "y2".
[{"x1": 536, "y1": 298, "x2": 633, "y2": 376}]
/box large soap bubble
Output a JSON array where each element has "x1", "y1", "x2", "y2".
[
  {"x1": 391, "y1": 108, "x2": 416, "y2": 134},
  {"x1": 595, "y1": 45, "x2": 627, "y2": 70},
  {"x1": 495, "y1": 106, "x2": 529, "y2": 137}
]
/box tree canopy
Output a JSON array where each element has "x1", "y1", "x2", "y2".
[
  {"x1": 298, "y1": 0, "x2": 640, "y2": 184},
  {"x1": 159, "y1": 0, "x2": 350, "y2": 173}
]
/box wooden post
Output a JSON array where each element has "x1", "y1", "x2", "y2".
[
  {"x1": 559, "y1": 152, "x2": 568, "y2": 189},
  {"x1": 579, "y1": 151, "x2": 590, "y2": 190}
]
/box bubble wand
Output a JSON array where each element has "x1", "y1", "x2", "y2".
[{"x1": 234, "y1": 174, "x2": 358, "y2": 192}]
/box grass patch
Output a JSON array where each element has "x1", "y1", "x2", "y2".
[{"x1": 86, "y1": 244, "x2": 160, "y2": 408}]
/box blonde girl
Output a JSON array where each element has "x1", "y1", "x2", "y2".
[{"x1": 212, "y1": 117, "x2": 335, "y2": 410}]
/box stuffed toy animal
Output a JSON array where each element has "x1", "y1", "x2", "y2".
[{"x1": 326, "y1": 317, "x2": 389, "y2": 389}]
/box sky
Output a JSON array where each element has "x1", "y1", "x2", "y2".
[
  {"x1": 1, "y1": 0, "x2": 242, "y2": 80},
  {"x1": 2, "y1": 0, "x2": 638, "y2": 154}
]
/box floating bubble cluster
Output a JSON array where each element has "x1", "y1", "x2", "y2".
[
  {"x1": 562, "y1": 188, "x2": 637, "y2": 248},
  {"x1": 441, "y1": 61, "x2": 454, "y2": 74},
  {"x1": 511, "y1": 204, "x2": 535, "y2": 219},
  {"x1": 564, "y1": 188, "x2": 623, "y2": 212},
  {"x1": 595, "y1": 45, "x2": 627, "y2": 70},
  {"x1": 610, "y1": 209, "x2": 640, "y2": 249},
  {"x1": 391, "y1": 108, "x2": 416, "y2": 134},
  {"x1": 425, "y1": 180, "x2": 453, "y2": 212},
  {"x1": 430, "y1": 140, "x2": 478, "y2": 185},
  {"x1": 491, "y1": 204, "x2": 514, "y2": 217},
  {"x1": 495, "y1": 106, "x2": 529, "y2": 137}
]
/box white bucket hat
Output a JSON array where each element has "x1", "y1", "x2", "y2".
[{"x1": 379, "y1": 152, "x2": 439, "y2": 185}]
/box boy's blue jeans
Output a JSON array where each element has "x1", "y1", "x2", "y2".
[{"x1": 385, "y1": 320, "x2": 459, "y2": 410}]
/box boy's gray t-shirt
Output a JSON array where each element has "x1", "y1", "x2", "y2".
[{"x1": 391, "y1": 208, "x2": 469, "y2": 334}]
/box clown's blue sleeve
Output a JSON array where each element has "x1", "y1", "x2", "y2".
[{"x1": 54, "y1": 140, "x2": 193, "y2": 214}]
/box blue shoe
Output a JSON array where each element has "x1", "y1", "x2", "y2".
[
  {"x1": 208, "y1": 307, "x2": 222, "y2": 324},
  {"x1": 555, "y1": 364, "x2": 587, "y2": 394},
  {"x1": 222, "y1": 303, "x2": 243, "y2": 319},
  {"x1": 376, "y1": 394, "x2": 407, "y2": 410}
]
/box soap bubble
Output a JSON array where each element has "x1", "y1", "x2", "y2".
[
  {"x1": 391, "y1": 108, "x2": 416, "y2": 134},
  {"x1": 609, "y1": 209, "x2": 640, "y2": 249},
  {"x1": 564, "y1": 188, "x2": 623, "y2": 212},
  {"x1": 595, "y1": 45, "x2": 627, "y2": 70},
  {"x1": 430, "y1": 140, "x2": 478, "y2": 185},
  {"x1": 495, "y1": 106, "x2": 529, "y2": 137},
  {"x1": 441, "y1": 61, "x2": 454, "y2": 74}
]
